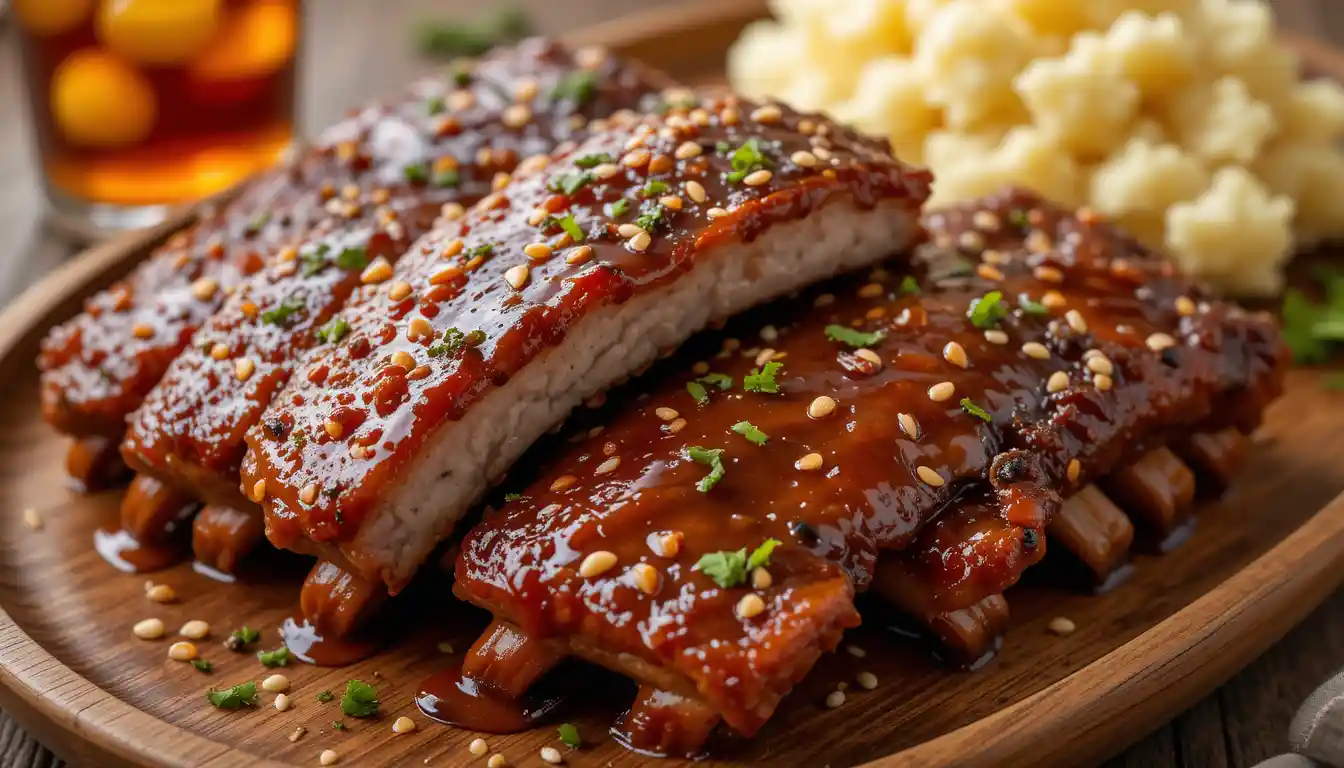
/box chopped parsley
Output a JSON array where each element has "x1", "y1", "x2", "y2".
[
  {"x1": 340, "y1": 680, "x2": 380, "y2": 718},
  {"x1": 332, "y1": 721, "x2": 348, "y2": 731},
  {"x1": 503, "y1": 492, "x2": 525, "y2": 502},
  {"x1": 731, "y1": 420, "x2": 768, "y2": 445},
  {"x1": 607, "y1": 199, "x2": 630, "y2": 217},
  {"x1": 1283, "y1": 287, "x2": 1335, "y2": 365},
  {"x1": 1008, "y1": 209, "x2": 1029, "y2": 228},
  {"x1": 900, "y1": 275, "x2": 921, "y2": 295},
  {"x1": 228, "y1": 626, "x2": 261, "y2": 650},
  {"x1": 191, "y1": 659, "x2": 212, "y2": 673},
  {"x1": 634, "y1": 205, "x2": 663, "y2": 232},
  {"x1": 558, "y1": 723, "x2": 582, "y2": 748},
  {"x1": 698, "y1": 372, "x2": 733, "y2": 390},
  {"x1": 969, "y1": 291, "x2": 1008, "y2": 329},
  {"x1": 257, "y1": 647, "x2": 291, "y2": 668},
  {"x1": 553, "y1": 213, "x2": 585, "y2": 243},
  {"x1": 574, "y1": 153, "x2": 614, "y2": 169},
  {"x1": 429, "y1": 327, "x2": 467, "y2": 358},
  {"x1": 550, "y1": 70, "x2": 597, "y2": 104},
  {"x1": 451, "y1": 67, "x2": 471, "y2": 87},
  {"x1": 686, "y1": 381, "x2": 708, "y2": 403},
  {"x1": 743, "y1": 361, "x2": 783, "y2": 394},
  {"x1": 640, "y1": 180, "x2": 669, "y2": 198},
  {"x1": 465, "y1": 243, "x2": 494, "y2": 261},
  {"x1": 1019, "y1": 296, "x2": 1050, "y2": 315},
  {"x1": 433, "y1": 168, "x2": 461, "y2": 188},
  {"x1": 425, "y1": 96, "x2": 445, "y2": 115},
  {"x1": 414, "y1": 8, "x2": 531, "y2": 58},
  {"x1": 334, "y1": 246, "x2": 369, "y2": 271},
  {"x1": 245, "y1": 212, "x2": 270, "y2": 235},
  {"x1": 960, "y1": 397, "x2": 992, "y2": 423},
  {"x1": 290, "y1": 430, "x2": 307, "y2": 449},
  {"x1": 824, "y1": 324, "x2": 886, "y2": 348},
  {"x1": 686, "y1": 446, "x2": 725, "y2": 492},
  {"x1": 316, "y1": 690, "x2": 335, "y2": 703},
  {"x1": 206, "y1": 681, "x2": 258, "y2": 709},
  {"x1": 403, "y1": 162, "x2": 429, "y2": 184},
  {"x1": 260, "y1": 298, "x2": 305, "y2": 327},
  {"x1": 695, "y1": 539, "x2": 781, "y2": 588},
  {"x1": 299, "y1": 244, "x2": 331, "y2": 277},
  {"x1": 464, "y1": 329, "x2": 486, "y2": 346},
  {"x1": 725, "y1": 137, "x2": 773, "y2": 184},
  {"x1": 548, "y1": 171, "x2": 594, "y2": 196},
  {"x1": 316, "y1": 317, "x2": 350, "y2": 344}
]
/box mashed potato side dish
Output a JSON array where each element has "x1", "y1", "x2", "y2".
[{"x1": 729, "y1": 0, "x2": 1344, "y2": 295}]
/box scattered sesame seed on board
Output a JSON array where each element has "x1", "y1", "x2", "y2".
[
  {"x1": 22, "y1": 508, "x2": 42, "y2": 531},
  {"x1": 825, "y1": 690, "x2": 846, "y2": 709},
  {"x1": 1048, "y1": 616, "x2": 1077, "y2": 636},
  {"x1": 469, "y1": 738, "x2": 489, "y2": 757}
]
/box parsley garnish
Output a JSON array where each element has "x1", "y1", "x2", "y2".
[
  {"x1": 686, "y1": 446, "x2": 725, "y2": 492},
  {"x1": 686, "y1": 381, "x2": 708, "y2": 403},
  {"x1": 428, "y1": 327, "x2": 466, "y2": 358},
  {"x1": 403, "y1": 162, "x2": 429, "y2": 184},
  {"x1": 743, "y1": 361, "x2": 783, "y2": 393},
  {"x1": 206, "y1": 681, "x2": 258, "y2": 709},
  {"x1": 824, "y1": 324, "x2": 886, "y2": 348},
  {"x1": 465, "y1": 244, "x2": 493, "y2": 261},
  {"x1": 316, "y1": 317, "x2": 350, "y2": 344},
  {"x1": 228, "y1": 626, "x2": 260, "y2": 650},
  {"x1": 261, "y1": 298, "x2": 305, "y2": 327},
  {"x1": 334, "y1": 246, "x2": 368, "y2": 271},
  {"x1": 555, "y1": 213, "x2": 584, "y2": 243},
  {"x1": 634, "y1": 205, "x2": 663, "y2": 232},
  {"x1": 900, "y1": 276, "x2": 921, "y2": 295},
  {"x1": 451, "y1": 68, "x2": 471, "y2": 87},
  {"x1": 731, "y1": 420, "x2": 768, "y2": 445},
  {"x1": 548, "y1": 171, "x2": 594, "y2": 196},
  {"x1": 1019, "y1": 296, "x2": 1050, "y2": 315},
  {"x1": 574, "y1": 153, "x2": 614, "y2": 169},
  {"x1": 340, "y1": 680, "x2": 379, "y2": 718},
  {"x1": 317, "y1": 690, "x2": 334, "y2": 703},
  {"x1": 960, "y1": 397, "x2": 992, "y2": 423},
  {"x1": 332, "y1": 721, "x2": 347, "y2": 731},
  {"x1": 425, "y1": 96, "x2": 445, "y2": 115},
  {"x1": 1008, "y1": 209, "x2": 1029, "y2": 228},
  {"x1": 503, "y1": 492, "x2": 525, "y2": 502},
  {"x1": 257, "y1": 647, "x2": 291, "y2": 667},
  {"x1": 245, "y1": 212, "x2": 270, "y2": 235},
  {"x1": 641, "y1": 180, "x2": 669, "y2": 197},
  {"x1": 607, "y1": 199, "x2": 630, "y2": 217},
  {"x1": 725, "y1": 138, "x2": 773, "y2": 184},
  {"x1": 191, "y1": 659, "x2": 212, "y2": 673},
  {"x1": 414, "y1": 8, "x2": 531, "y2": 58},
  {"x1": 698, "y1": 372, "x2": 733, "y2": 390},
  {"x1": 969, "y1": 291, "x2": 1008, "y2": 329},
  {"x1": 299, "y1": 244, "x2": 331, "y2": 277},
  {"x1": 695, "y1": 539, "x2": 781, "y2": 588},
  {"x1": 1283, "y1": 288, "x2": 1334, "y2": 365},
  {"x1": 550, "y1": 70, "x2": 597, "y2": 104},
  {"x1": 433, "y1": 168, "x2": 461, "y2": 188},
  {"x1": 558, "y1": 723, "x2": 582, "y2": 748}
]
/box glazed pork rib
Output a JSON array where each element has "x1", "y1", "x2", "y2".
[
  {"x1": 451, "y1": 189, "x2": 1286, "y2": 751},
  {"x1": 240, "y1": 94, "x2": 932, "y2": 592},
  {"x1": 116, "y1": 40, "x2": 663, "y2": 568}
]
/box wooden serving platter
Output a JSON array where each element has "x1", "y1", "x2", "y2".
[{"x1": 3, "y1": 2, "x2": 1344, "y2": 767}]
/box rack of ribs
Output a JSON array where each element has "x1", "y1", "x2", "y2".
[
  {"x1": 449, "y1": 189, "x2": 1287, "y2": 755},
  {"x1": 238, "y1": 91, "x2": 932, "y2": 610},
  {"x1": 114, "y1": 40, "x2": 666, "y2": 572}
]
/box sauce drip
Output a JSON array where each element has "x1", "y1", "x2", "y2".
[
  {"x1": 280, "y1": 615, "x2": 382, "y2": 667},
  {"x1": 415, "y1": 667, "x2": 564, "y2": 734},
  {"x1": 93, "y1": 527, "x2": 185, "y2": 573}
]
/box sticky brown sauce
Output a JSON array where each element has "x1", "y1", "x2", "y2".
[
  {"x1": 93, "y1": 527, "x2": 187, "y2": 573},
  {"x1": 279, "y1": 615, "x2": 384, "y2": 667}
]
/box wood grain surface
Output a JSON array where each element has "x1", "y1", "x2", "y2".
[{"x1": 1, "y1": 1, "x2": 1343, "y2": 767}]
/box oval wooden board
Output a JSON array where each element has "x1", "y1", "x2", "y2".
[{"x1": 3, "y1": 2, "x2": 1344, "y2": 766}]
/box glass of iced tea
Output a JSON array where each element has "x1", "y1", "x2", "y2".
[{"x1": 13, "y1": 0, "x2": 302, "y2": 235}]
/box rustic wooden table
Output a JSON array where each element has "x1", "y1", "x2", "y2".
[{"x1": 0, "y1": 1, "x2": 1342, "y2": 766}]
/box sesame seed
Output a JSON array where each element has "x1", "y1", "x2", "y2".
[
  {"x1": 1086, "y1": 356, "x2": 1113, "y2": 376},
  {"x1": 1048, "y1": 616, "x2": 1076, "y2": 636},
  {"x1": 1094, "y1": 374, "x2": 1113, "y2": 392},
  {"x1": 566, "y1": 245, "x2": 593, "y2": 265},
  {"x1": 133, "y1": 323, "x2": 154, "y2": 340},
  {"x1": 685, "y1": 180, "x2": 707, "y2": 203},
  {"x1": 617, "y1": 223, "x2": 643, "y2": 238},
  {"x1": 916, "y1": 466, "x2": 945, "y2": 487},
  {"x1": 324, "y1": 419, "x2": 344, "y2": 439},
  {"x1": 273, "y1": 693, "x2": 291, "y2": 711},
  {"x1": 621, "y1": 149, "x2": 650, "y2": 168},
  {"x1": 972, "y1": 211, "x2": 1001, "y2": 231},
  {"x1": 145, "y1": 583, "x2": 176, "y2": 603},
  {"x1": 263, "y1": 674, "x2": 290, "y2": 692},
  {"x1": 927, "y1": 381, "x2": 955, "y2": 402},
  {"x1": 659, "y1": 195, "x2": 683, "y2": 211},
  {"x1": 648, "y1": 154, "x2": 674, "y2": 174},
  {"x1": 825, "y1": 690, "x2": 846, "y2": 709},
  {"x1": 1175, "y1": 296, "x2": 1196, "y2": 316},
  {"x1": 1042, "y1": 290, "x2": 1066, "y2": 309},
  {"x1": 388, "y1": 281, "x2": 413, "y2": 301},
  {"x1": 234, "y1": 358, "x2": 256, "y2": 381},
  {"x1": 675, "y1": 141, "x2": 702, "y2": 160},
  {"x1": 523, "y1": 242, "x2": 552, "y2": 261},
  {"x1": 540, "y1": 746, "x2": 564, "y2": 764},
  {"x1": 491, "y1": 172, "x2": 511, "y2": 191},
  {"x1": 505, "y1": 265, "x2": 530, "y2": 290},
  {"x1": 984, "y1": 329, "x2": 1009, "y2": 345},
  {"x1": 579, "y1": 551, "x2": 618, "y2": 578},
  {"x1": 631, "y1": 563, "x2": 659, "y2": 594},
  {"x1": 1022, "y1": 342, "x2": 1050, "y2": 360},
  {"x1": 488, "y1": 755, "x2": 507, "y2": 768},
  {"x1": 22, "y1": 507, "x2": 41, "y2": 531},
  {"x1": 133, "y1": 618, "x2": 164, "y2": 640},
  {"x1": 391, "y1": 351, "x2": 415, "y2": 370},
  {"x1": 180, "y1": 620, "x2": 210, "y2": 640},
  {"x1": 441, "y1": 202, "x2": 466, "y2": 220},
  {"x1": 251, "y1": 478, "x2": 267, "y2": 502},
  {"x1": 469, "y1": 739, "x2": 489, "y2": 757},
  {"x1": 549, "y1": 475, "x2": 577, "y2": 492},
  {"x1": 750, "y1": 104, "x2": 783, "y2": 123},
  {"x1": 857, "y1": 282, "x2": 883, "y2": 299},
  {"x1": 791, "y1": 150, "x2": 818, "y2": 167},
  {"x1": 755, "y1": 348, "x2": 777, "y2": 366},
  {"x1": 1067, "y1": 459, "x2": 1081, "y2": 484},
  {"x1": 594, "y1": 456, "x2": 621, "y2": 475},
  {"x1": 1046, "y1": 371, "x2": 1070, "y2": 393},
  {"x1": 628, "y1": 231, "x2": 651, "y2": 251},
  {"x1": 846, "y1": 645, "x2": 867, "y2": 658},
  {"x1": 707, "y1": 207, "x2": 728, "y2": 218},
  {"x1": 442, "y1": 238, "x2": 464, "y2": 258},
  {"x1": 210, "y1": 342, "x2": 229, "y2": 360},
  {"x1": 360, "y1": 258, "x2": 393, "y2": 284},
  {"x1": 736, "y1": 593, "x2": 766, "y2": 619},
  {"x1": 855, "y1": 348, "x2": 883, "y2": 368},
  {"x1": 408, "y1": 317, "x2": 433, "y2": 341},
  {"x1": 1034, "y1": 266, "x2": 1064, "y2": 283},
  {"x1": 1065, "y1": 310, "x2": 1088, "y2": 333},
  {"x1": 502, "y1": 104, "x2": 532, "y2": 128},
  {"x1": 655, "y1": 407, "x2": 679, "y2": 421},
  {"x1": 856, "y1": 671, "x2": 878, "y2": 690},
  {"x1": 168, "y1": 641, "x2": 197, "y2": 661},
  {"x1": 289, "y1": 727, "x2": 305, "y2": 743},
  {"x1": 742, "y1": 169, "x2": 773, "y2": 186},
  {"x1": 943, "y1": 341, "x2": 968, "y2": 368},
  {"x1": 898, "y1": 413, "x2": 919, "y2": 438},
  {"x1": 808, "y1": 395, "x2": 838, "y2": 419},
  {"x1": 1146, "y1": 332, "x2": 1176, "y2": 351},
  {"x1": 666, "y1": 418, "x2": 687, "y2": 434},
  {"x1": 300, "y1": 483, "x2": 318, "y2": 505},
  {"x1": 320, "y1": 749, "x2": 340, "y2": 766},
  {"x1": 796, "y1": 453, "x2": 824, "y2": 471},
  {"x1": 192, "y1": 278, "x2": 219, "y2": 301},
  {"x1": 393, "y1": 716, "x2": 417, "y2": 734},
  {"x1": 977, "y1": 264, "x2": 1004, "y2": 281},
  {"x1": 591, "y1": 163, "x2": 620, "y2": 179},
  {"x1": 751, "y1": 566, "x2": 773, "y2": 589}
]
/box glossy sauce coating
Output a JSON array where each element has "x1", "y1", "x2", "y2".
[
  {"x1": 240, "y1": 92, "x2": 929, "y2": 582},
  {"x1": 120, "y1": 40, "x2": 661, "y2": 509},
  {"x1": 452, "y1": 189, "x2": 1286, "y2": 735}
]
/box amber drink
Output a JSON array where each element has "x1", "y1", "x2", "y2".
[{"x1": 14, "y1": 0, "x2": 300, "y2": 234}]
